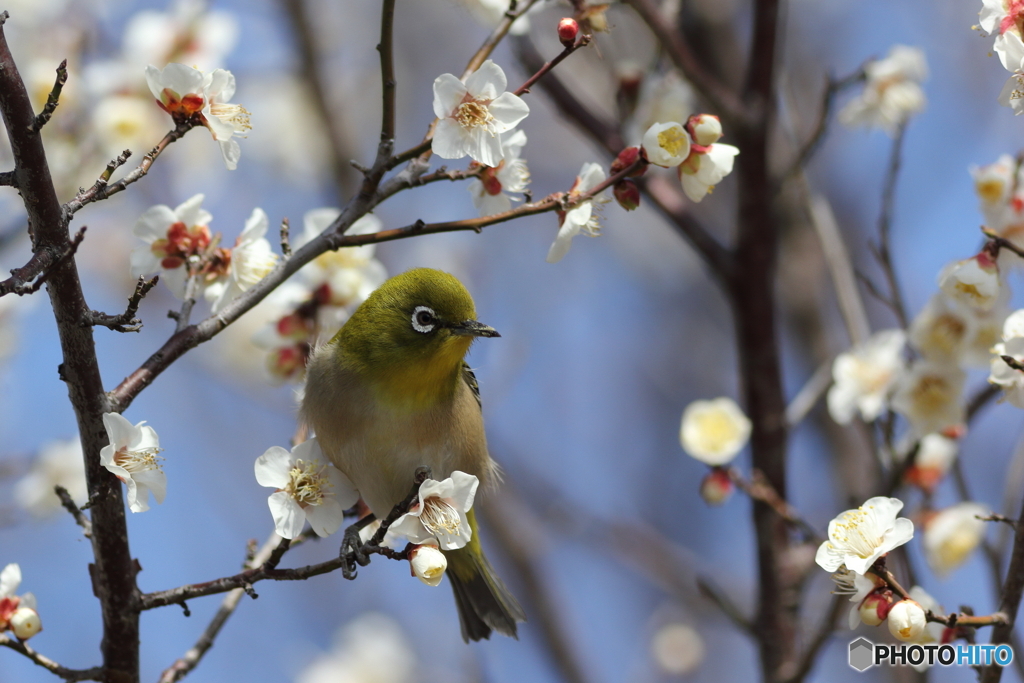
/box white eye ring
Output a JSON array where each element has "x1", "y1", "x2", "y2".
[{"x1": 411, "y1": 306, "x2": 437, "y2": 333}]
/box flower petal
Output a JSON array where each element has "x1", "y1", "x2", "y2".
[
  {"x1": 173, "y1": 194, "x2": 207, "y2": 227},
  {"x1": 0, "y1": 564, "x2": 21, "y2": 597},
  {"x1": 305, "y1": 497, "x2": 344, "y2": 537},
  {"x1": 448, "y1": 471, "x2": 479, "y2": 512},
  {"x1": 133, "y1": 469, "x2": 167, "y2": 505},
  {"x1": 219, "y1": 139, "x2": 241, "y2": 170},
  {"x1": 432, "y1": 73, "x2": 467, "y2": 119},
  {"x1": 268, "y1": 490, "x2": 306, "y2": 539},
  {"x1": 254, "y1": 446, "x2": 294, "y2": 488},
  {"x1": 133, "y1": 205, "x2": 177, "y2": 241},
  {"x1": 487, "y1": 92, "x2": 530, "y2": 131},
  {"x1": 102, "y1": 413, "x2": 137, "y2": 451},
  {"x1": 207, "y1": 68, "x2": 236, "y2": 101},
  {"x1": 387, "y1": 512, "x2": 435, "y2": 546},
  {"x1": 431, "y1": 118, "x2": 471, "y2": 160},
  {"x1": 546, "y1": 221, "x2": 579, "y2": 263},
  {"x1": 325, "y1": 466, "x2": 360, "y2": 509},
  {"x1": 464, "y1": 59, "x2": 506, "y2": 100}
]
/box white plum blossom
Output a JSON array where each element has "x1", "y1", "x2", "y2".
[
  {"x1": 254, "y1": 438, "x2": 358, "y2": 539},
  {"x1": 124, "y1": 1, "x2": 238, "y2": 72},
  {"x1": 547, "y1": 162, "x2": 611, "y2": 263},
  {"x1": 15, "y1": 437, "x2": 87, "y2": 518},
  {"x1": 980, "y1": 0, "x2": 1024, "y2": 72},
  {"x1": 468, "y1": 130, "x2": 531, "y2": 216},
  {"x1": 827, "y1": 329, "x2": 906, "y2": 424},
  {"x1": 971, "y1": 153, "x2": 1017, "y2": 228},
  {"x1": 409, "y1": 542, "x2": 447, "y2": 587},
  {"x1": 815, "y1": 496, "x2": 914, "y2": 575},
  {"x1": 990, "y1": 308, "x2": 1024, "y2": 407},
  {"x1": 901, "y1": 432, "x2": 959, "y2": 491},
  {"x1": 679, "y1": 397, "x2": 751, "y2": 466},
  {"x1": 205, "y1": 208, "x2": 278, "y2": 313},
  {"x1": 131, "y1": 194, "x2": 213, "y2": 299},
  {"x1": 678, "y1": 142, "x2": 739, "y2": 203},
  {"x1": 891, "y1": 360, "x2": 966, "y2": 437},
  {"x1": 651, "y1": 623, "x2": 705, "y2": 675},
  {"x1": 0, "y1": 563, "x2": 40, "y2": 640},
  {"x1": 909, "y1": 294, "x2": 975, "y2": 363},
  {"x1": 641, "y1": 121, "x2": 691, "y2": 168},
  {"x1": 145, "y1": 64, "x2": 250, "y2": 169},
  {"x1": 923, "y1": 502, "x2": 989, "y2": 576},
  {"x1": 938, "y1": 251, "x2": 1001, "y2": 311},
  {"x1": 294, "y1": 210, "x2": 388, "y2": 310},
  {"x1": 431, "y1": 60, "x2": 529, "y2": 167},
  {"x1": 387, "y1": 471, "x2": 479, "y2": 551},
  {"x1": 838, "y1": 45, "x2": 927, "y2": 136},
  {"x1": 296, "y1": 612, "x2": 415, "y2": 683},
  {"x1": 201, "y1": 68, "x2": 250, "y2": 170},
  {"x1": 888, "y1": 599, "x2": 927, "y2": 642},
  {"x1": 100, "y1": 412, "x2": 165, "y2": 513}
]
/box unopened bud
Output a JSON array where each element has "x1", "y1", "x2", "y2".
[
  {"x1": 687, "y1": 114, "x2": 723, "y2": 146},
  {"x1": 610, "y1": 146, "x2": 647, "y2": 178},
  {"x1": 557, "y1": 18, "x2": 579, "y2": 46},
  {"x1": 10, "y1": 607, "x2": 41, "y2": 640},
  {"x1": 613, "y1": 179, "x2": 640, "y2": 211},
  {"x1": 410, "y1": 544, "x2": 447, "y2": 586},
  {"x1": 888, "y1": 599, "x2": 927, "y2": 642},
  {"x1": 858, "y1": 592, "x2": 892, "y2": 626},
  {"x1": 699, "y1": 469, "x2": 734, "y2": 505}
]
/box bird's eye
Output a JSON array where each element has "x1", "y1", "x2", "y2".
[{"x1": 411, "y1": 305, "x2": 437, "y2": 333}]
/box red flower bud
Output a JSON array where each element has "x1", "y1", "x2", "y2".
[
  {"x1": 557, "y1": 17, "x2": 579, "y2": 46},
  {"x1": 610, "y1": 146, "x2": 647, "y2": 177},
  {"x1": 700, "y1": 469, "x2": 734, "y2": 505},
  {"x1": 613, "y1": 179, "x2": 640, "y2": 211}
]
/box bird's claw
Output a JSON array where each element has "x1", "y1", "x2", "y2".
[{"x1": 340, "y1": 524, "x2": 369, "y2": 580}]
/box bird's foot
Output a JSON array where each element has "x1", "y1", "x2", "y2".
[{"x1": 340, "y1": 524, "x2": 370, "y2": 580}]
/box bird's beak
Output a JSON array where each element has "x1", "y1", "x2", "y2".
[{"x1": 450, "y1": 320, "x2": 500, "y2": 338}]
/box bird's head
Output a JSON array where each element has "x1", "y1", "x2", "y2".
[{"x1": 336, "y1": 268, "x2": 498, "y2": 389}]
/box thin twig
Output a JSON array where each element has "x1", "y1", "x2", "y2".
[
  {"x1": 982, "y1": 486, "x2": 1024, "y2": 682},
  {"x1": 82, "y1": 276, "x2": 158, "y2": 333},
  {"x1": 55, "y1": 484, "x2": 92, "y2": 538},
  {"x1": 0, "y1": 635, "x2": 103, "y2": 682},
  {"x1": 377, "y1": 0, "x2": 396, "y2": 144},
  {"x1": 462, "y1": 0, "x2": 540, "y2": 78},
  {"x1": 621, "y1": 0, "x2": 745, "y2": 125},
  {"x1": 728, "y1": 468, "x2": 822, "y2": 542},
  {"x1": 512, "y1": 34, "x2": 591, "y2": 97},
  {"x1": 777, "y1": 68, "x2": 865, "y2": 187},
  {"x1": 0, "y1": 170, "x2": 14, "y2": 187},
  {"x1": 65, "y1": 120, "x2": 198, "y2": 215},
  {"x1": 784, "y1": 359, "x2": 832, "y2": 428},
  {"x1": 140, "y1": 473, "x2": 425, "y2": 611},
  {"x1": 31, "y1": 59, "x2": 67, "y2": 132},
  {"x1": 979, "y1": 513, "x2": 1018, "y2": 529},
  {"x1": 157, "y1": 534, "x2": 282, "y2": 683},
  {"x1": 871, "y1": 122, "x2": 909, "y2": 328}
]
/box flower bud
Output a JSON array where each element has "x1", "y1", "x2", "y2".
[
  {"x1": 10, "y1": 607, "x2": 41, "y2": 640},
  {"x1": 410, "y1": 544, "x2": 447, "y2": 586},
  {"x1": 687, "y1": 114, "x2": 723, "y2": 146},
  {"x1": 699, "y1": 469, "x2": 734, "y2": 505},
  {"x1": 557, "y1": 18, "x2": 579, "y2": 46},
  {"x1": 888, "y1": 599, "x2": 927, "y2": 642},
  {"x1": 610, "y1": 146, "x2": 646, "y2": 177},
  {"x1": 613, "y1": 180, "x2": 640, "y2": 211},
  {"x1": 858, "y1": 592, "x2": 892, "y2": 626}
]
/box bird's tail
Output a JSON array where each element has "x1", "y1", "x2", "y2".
[{"x1": 445, "y1": 509, "x2": 526, "y2": 642}]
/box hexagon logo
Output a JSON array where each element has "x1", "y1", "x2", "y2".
[{"x1": 849, "y1": 637, "x2": 874, "y2": 672}]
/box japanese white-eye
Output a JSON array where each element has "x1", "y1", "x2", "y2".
[{"x1": 302, "y1": 267, "x2": 525, "y2": 641}]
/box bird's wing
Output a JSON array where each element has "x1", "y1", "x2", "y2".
[{"x1": 461, "y1": 362, "x2": 482, "y2": 410}]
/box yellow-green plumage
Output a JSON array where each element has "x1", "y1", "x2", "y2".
[{"x1": 302, "y1": 268, "x2": 525, "y2": 641}]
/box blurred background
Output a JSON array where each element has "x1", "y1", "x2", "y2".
[{"x1": 0, "y1": 0, "x2": 1022, "y2": 681}]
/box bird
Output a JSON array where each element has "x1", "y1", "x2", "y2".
[{"x1": 302, "y1": 267, "x2": 526, "y2": 641}]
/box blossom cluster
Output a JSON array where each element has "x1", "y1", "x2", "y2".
[
  {"x1": 839, "y1": 45, "x2": 927, "y2": 136},
  {"x1": 255, "y1": 439, "x2": 480, "y2": 587},
  {"x1": 0, "y1": 564, "x2": 41, "y2": 641},
  {"x1": 979, "y1": 0, "x2": 1024, "y2": 113}
]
